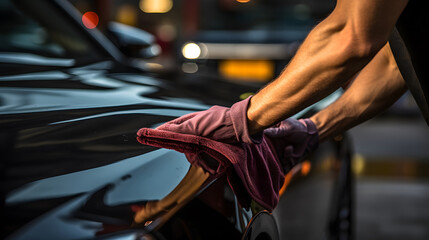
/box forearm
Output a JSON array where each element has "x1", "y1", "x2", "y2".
[
  {"x1": 246, "y1": 0, "x2": 408, "y2": 134},
  {"x1": 310, "y1": 43, "x2": 407, "y2": 141}
]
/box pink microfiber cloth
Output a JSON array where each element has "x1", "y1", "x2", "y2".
[{"x1": 136, "y1": 128, "x2": 285, "y2": 211}]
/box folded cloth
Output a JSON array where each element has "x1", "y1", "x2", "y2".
[
  {"x1": 156, "y1": 97, "x2": 263, "y2": 144},
  {"x1": 137, "y1": 128, "x2": 285, "y2": 211}
]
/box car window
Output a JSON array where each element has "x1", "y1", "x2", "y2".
[{"x1": 0, "y1": 0, "x2": 108, "y2": 72}]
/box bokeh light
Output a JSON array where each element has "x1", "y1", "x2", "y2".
[
  {"x1": 82, "y1": 11, "x2": 99, "y2": 29},
  {"x1": 300, "y1": 161, "x2": 311, "y2": 176},
  {"x1": 116, "y1": 4, "x2": 138, "y2": 26},
  {"x1": 140, "y1": 0, "x2": 173, "y2": 13},
  {"x1": 182, "y1": 62, "x2": 198, "y2": 73},
  {"x1": 182, "y1": 43, "x2": 201, "y2": 59},
  {"x1": 156, "y1": 24, "x2": 177, "y2": 42}
]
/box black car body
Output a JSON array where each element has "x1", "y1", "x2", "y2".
[{"x1": 0, "y1": 0, "x2": 353, "y2": 239}]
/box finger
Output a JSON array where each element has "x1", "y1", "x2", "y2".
[
  {"x1": 264, "y1": 127, "x2": 285, "y2": 137},
  {"x1": 134, "y1": 206, "x2": 147, "y2": 223}
]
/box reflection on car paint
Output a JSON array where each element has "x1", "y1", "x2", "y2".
[
  {"x1": 113, "y1": 74, "x2": 165, "y2": 86},
  {"x1": 67, "y1": 61, "x2": 114, "y2": 72},
  {"x1": 50, "y1": 109, "x2": 196, "y2": 125},
  {"x1": 133, "y1": 165, "x2": 211, "y2": 224},
  {"x1": 0, "y1": 71, "x2": 69, "y2": 81},
  {"x1": 6, "y1": 149, "x2": 190, "y2": 205},
  {"x1": 7, "y1": 156, "x2": 215, "y2": 240},
  {"x1": 7, "y1": 195, "x2": 105, "y2": 240},
  {"x1": 0, "y1": 85, "x2": 208, "y2": 114},
  {"x1": 0, "y1": 53, "x2": 75, "y2": 66}
]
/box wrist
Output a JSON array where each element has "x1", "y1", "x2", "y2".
[
  {"x1": 246, "y1": 96, "x2": 271, "y2": 134},
  {"x1": 309, "y1": 112, "x2": 336, "y2": 142},
  {"x1": 230, "y1": 97, "x2": 263, "y2": 144},
  {"x1": 247, "y1": 117, "x2": 266, "y2": 136}
]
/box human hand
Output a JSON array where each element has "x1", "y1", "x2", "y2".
[
  {"x1": 156, "y1": 97, "x2": 262, "y2": 144},
  {"x1": 264, "y1": 118, "x2": 319, "y2": 172},
  {"x1": 133, "y1": 200, "x2": 167, "y2": 224},
  {"x1": 133, "y1": 165, "x2": 210, "y2": 224}
]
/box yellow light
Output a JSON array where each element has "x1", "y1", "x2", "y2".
[
  {"x1": 139, "y1": 0, "x2": 173, "y2": 13},
  {"x1": 353, "y1": 154, "x2": 366, "y2": 175},
  {"x1": 116, "y1": 4, "x2": 137, "y2": 26},
  {"x1": 182, "y1": 43, "x2": 201, "y2": 59},
  {"x1": 236, "y1": 0, "x2": 251, "y2": 3},
  {"x1": 219, "y1": 60, "x2": 274, "y2": 82},
  {"x1": 239, "y1": 92, "x2": 254, "y2": 100}
]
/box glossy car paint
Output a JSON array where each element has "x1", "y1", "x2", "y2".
[
  {"x1": 0, "y1": 53, "x2": 264, "y2": 237},
  {"x1": 1, "y1": 0, "x2": 353, "y2": 239},
  {"x1": 0, "y1": 61, "x2": 351, "y2": 239},
  {"x1": 0, "y1": 0, "x2": 252, "y2": 238}
]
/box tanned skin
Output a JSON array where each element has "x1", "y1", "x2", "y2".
[
  {"x1": 310, "y1": 43, "x2": 407, "y2": 141},
  {"x1": 246, "y1": 0, "x2": 409, "y2": 139}
]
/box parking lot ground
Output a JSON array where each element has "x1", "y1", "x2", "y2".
[
  {"x1": 350, "y1": 115, "x2": 429, "y2": 240},
  {"x1": 274, "y1": 114, "x2": 429, "y2": 240},
  {"x1": 355, "y1": 176, "x2": 429, "y2": 240}
]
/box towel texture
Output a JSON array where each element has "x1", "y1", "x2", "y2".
[
  {"x1": 156, "y1": 97, "x2": 263, "y2": 144},
  {"x1": 137, "y1": 128, "x2": 284, "y2": 211},
  {"x1": 136, "y1": 97, "x2": 319, "y2": 211}
]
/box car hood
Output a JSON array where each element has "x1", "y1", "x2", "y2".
[
  {"x1": 0, "y1": 61, "x2": 239, "y2": 239},
  {"x1": 0, "y1": 61, "x2": 210, "y2": 115},
  {"x1": 0, "y1": 60, "x2": 213, "y2": 187},
  {"x1": 6, "y1": 149, "x2": 193, "y2": 240}
]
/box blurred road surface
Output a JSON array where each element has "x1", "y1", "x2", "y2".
[
  {"x1": 274, "y1": 104, "x2": 429, "y2": 239},
  {"x1": 350, "y1": 115, "x2": 429, "y2": 240}
]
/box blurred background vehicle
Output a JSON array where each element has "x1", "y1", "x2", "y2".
[
  {"x1": 178, "y1": 0, "x2": 334, "y2": 84},
  {"x1": 68, "y1": 0, "x2": 336, "y2": 84}
]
